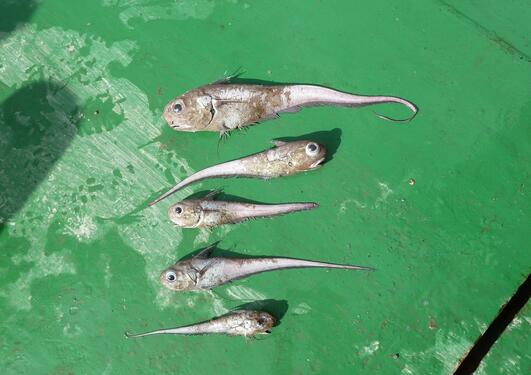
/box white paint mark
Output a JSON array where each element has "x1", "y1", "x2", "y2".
[
  {"x1": 508, "y1": 316, "x2": 522, "y2": 330},
  {"x1": 339, "y1": 198, "x2": 367, "y2": 214},
  {"x1": 225, "y1": 285, "x2": 266, "y2": 301},
  {"x1": 375, "y1": 181, "x2": 393, "y2": 208},
  {"x1": 497, "y1": 356, "x2": 521, "y2": 374},
  {"x1": 64, "y1": 215, "x2": 97, "y2": 241},
  {"x1": 359, "y1": 341, "x2": 380, "y2": 357},
  {"x1": 63, "y1": 323, "x2": 82, "y2": 337},
  {"x1": 292, "y1": 302, "x2": 311, "y2": 315}
]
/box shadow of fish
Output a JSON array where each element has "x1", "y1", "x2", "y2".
[
  {"x1": 163, "y1": 81, "x2": 418, "y2": 135},
  {"x1": 168, "y1": 190, "x2": 318, "y2": 228},
  {"x1": 149, "y1": 140, "x2": 325, "y2": 206},
  {"x1": 160, "y1": 243, "x2": 373, "y2": 291}
]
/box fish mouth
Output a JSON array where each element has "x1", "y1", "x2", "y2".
[{"x1": 310, "y1": 157, "x2": 325, "y2": 169}]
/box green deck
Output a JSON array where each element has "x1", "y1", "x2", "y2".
[{"x1": 1, "y1": 1, "x2": 530, "y2": 374}]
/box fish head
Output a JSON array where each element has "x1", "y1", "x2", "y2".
[
  {"x1": 168, "y1": 200, "x2": 203, "y2": 228},
  {"x1": 252, "y1": 311, "x2": 276, "y2": 334},
  {"x1": 160, "y1": 263, "x2": 197, "y2": 291},
  {"x1": 279, "y1": 140, "x2": 327, "y2": 172},
  {"x1": 163, "y1": 90, "x2": 214, "y2": 132}
]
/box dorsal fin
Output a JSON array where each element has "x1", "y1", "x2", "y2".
[
  {"x1": 193, "y1": 242, "x2": 219, "y2": 259},
  {"x1": 204, "y1": 190, "x2": 221, "y2": 200}
]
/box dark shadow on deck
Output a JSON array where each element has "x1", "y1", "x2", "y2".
[
  {"x1": 0, "y1": 81, "x2": 79, "y2": 234},
  {"x1": 0, "y1": 0, "x2": 38, "y2": 40}
]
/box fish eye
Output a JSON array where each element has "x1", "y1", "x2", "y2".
[
  {"x1": 165, "y1": 270, "x2": 177, "y2": 282},
  {"x1": 174, "y1": 206, "x2": 182, "y2": 214},
  {"x1": 257, "y1": 318, "x2": 265, "y2": 326},
  {"x1": 173, "y1": 103, "x2": 183, "y2": 113},
  {"x1": 305, "y1": 142, "x2": 319, "y2": 156}
]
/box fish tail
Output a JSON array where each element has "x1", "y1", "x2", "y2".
[
  {"x1": 289, "y1": 85, "x2": 418, "y2": 122},
  {"x1": 301, "y1": 260, "x2": 373, "y2": 271},
  {"x1": 265, "y1": 258, "x2": 374, "y2": 272},
  {"x1": 124, "y1": 327, "x2": 189, "y2": 338},
  {"x1": 149, "y1": 160, "x2": 241, "y2": 206},
  {"x1": 124, "y1": 329, "x2": 164, "y2": 338}
]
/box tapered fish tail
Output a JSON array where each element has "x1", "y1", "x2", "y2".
[
  {"x1": 124, "y1": 328, "x2": 179, "y2": 338},
  {"x1": 270, "y1": 258, "x2": 374, "y2": 272},
  {"x1": 288, "y1": 85, "x2": 418, "y2": 122},
  {"x1": 352, "y1": 95, "x2": 418, "y2": 122},
  {"x1": 330, "y1": 263, "x2": 374, "y2": 271},
  {"x1": 149, "y1": 160, "x2": 242, "y2": 206},
  {"x1": 329, "y1": 93, "x2": 418, "y2": 122}
]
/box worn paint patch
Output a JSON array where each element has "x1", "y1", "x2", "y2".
[
  {"x1": 0, "y1": 24, "x2": 196, "y2": 309},
  {"x1": 102, "y1": 0, "x2": 216, "y2": 29},
  {"x1": 401, "y1": 330, "x2": 487, "y2": 375}
]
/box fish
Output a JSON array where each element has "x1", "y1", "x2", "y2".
[
  {"x1": 149, "y1": 140, "x2": 326, "y2": 206},
  {"x1": 168, "y1": 190, "x2": 318, "y2": 228},
  {"x1": 162, "y1": 81, "x2": 418, "y2": 135},
  {"x1": 125, "y1": 310, "x2": 275, "y2": 338},
  {"x1": 160, "y1": 243, "x2": 373, "y2": 291}
]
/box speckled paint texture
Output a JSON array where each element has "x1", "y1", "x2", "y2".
[{"x1": 0, "y1": 1, "x2": 530, "y2": 374}]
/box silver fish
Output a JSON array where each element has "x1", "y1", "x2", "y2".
[
  {"x1": 125, "y1": 310, "x2": 275, "y2": 338},
  {"x1": 149, "y1": 140, "x2": 326, "y2": 206},
  {"x1": 163, "y1": 82, "x2": 418, "y2": 135},
  {"x1": 168, "y1": 191, "x2": 318, "y2": 228},
  {"x1": 160, "y1": 243, "x2": 372, "y2": 291}
]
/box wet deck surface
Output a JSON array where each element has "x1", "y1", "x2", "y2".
[{"x1": 1, "y1": 1, "x2": 530, "y2": 374}]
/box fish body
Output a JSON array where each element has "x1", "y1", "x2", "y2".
[
  {"x1": 168, "y1": 192, "x2": 318, "y2": 228},
  {"x1": 160, "y1": 243, "x2": 372, "y2": 291},
  {"x1": 125, "y1": 310, "x2": 275, "y2": 338},
  {"x1": 163, "y1": 83, "x2": 417, "y2": 134},
  {"x1": 149, "y1": 140, "x2": 325, "y2": 206}
]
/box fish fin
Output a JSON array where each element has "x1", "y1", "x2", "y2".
[
  {"x1": 271, "y1": 140, "x2": 287, "y2": 147},
  {"x1": 278, "y1": 106, "x2": 302, "y2": 114},
  {"x1": 210, "y1": 67, "x2": 245, "y2": 85},
  {"x1": 204, "y1": 190, "x2": 222, "y2": 200},
  {"x1": 193, "y1": 242, "x2": 219, "y2": 259},
  {"x1": 218, "y1": 122, "x2": 233, "y2": 139},
  {"x1": 186, "y1": 270, "x2": 197, "y2": 284}
]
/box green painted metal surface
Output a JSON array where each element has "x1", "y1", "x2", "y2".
[{"x1": 1, "y1": 1, "x2": 530, "y2": 373}]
